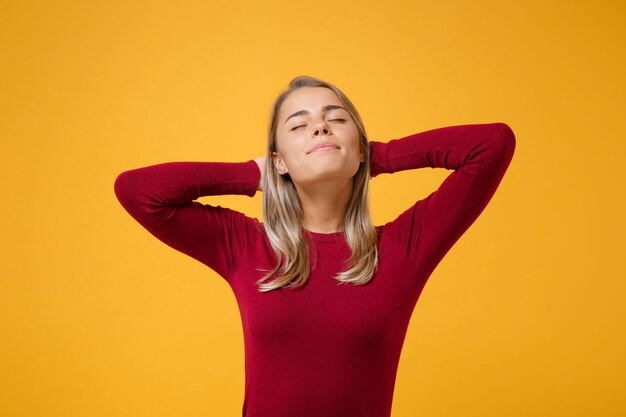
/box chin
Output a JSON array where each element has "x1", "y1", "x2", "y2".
[{"x1": 305, "y1": 169, "x2": 359, "y2": 185}]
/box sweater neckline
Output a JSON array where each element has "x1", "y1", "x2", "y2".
[{"x1": 303, "y1": 228, "x2": 344, "y2": 242}]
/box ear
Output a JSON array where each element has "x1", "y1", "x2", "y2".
[{"x1": 272, "y1": 151, "x2": 289, "y2": 175}]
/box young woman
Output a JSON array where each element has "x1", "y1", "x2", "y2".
[{"x1": 114, "y1": 75, "x2": 516, "y2": 417}]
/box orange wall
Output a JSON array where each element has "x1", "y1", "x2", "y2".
[{"x1": 1, "y1": 1, "x2": 624, "y2": 416}]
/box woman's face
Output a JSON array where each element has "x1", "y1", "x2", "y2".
[{"x1": 273, "y1": 86, "x2": 364, "y2": 187}]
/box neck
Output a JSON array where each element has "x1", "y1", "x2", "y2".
[{"x1": 294, "y1": 177, "x2": 353, "y2": 234}]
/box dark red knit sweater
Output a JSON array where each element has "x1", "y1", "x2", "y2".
[{"x1": 114, "y1": 122, "x2": 516, "y2": 417}]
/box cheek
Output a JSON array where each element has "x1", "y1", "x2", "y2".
[
  {"x1": 346, "y1": 130, "x2": 362, "y2": 152},
  {"x1": 275, "y1": 143, "x2": 302, "y2": 170},
  {"x1": 281, "y1": 141, "x2": 300, "y2": 158},
  {"x1": 346, "y1": 124, "x2": 360, "y2": 144}
]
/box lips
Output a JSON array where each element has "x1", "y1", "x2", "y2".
[{"x1": 308, "y1": 142, "x2": 340, "y2": 154}]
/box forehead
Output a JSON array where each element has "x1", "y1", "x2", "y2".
[{"x1": 280, "y1": 87, "x2": 343, "y2": 117}]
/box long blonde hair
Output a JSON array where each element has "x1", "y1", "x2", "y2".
[{"x1": 256, "y1": 75, "x2": 378, "y2": 292}]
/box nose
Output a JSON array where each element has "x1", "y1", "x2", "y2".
[{"x1": 313, "y1": 120, "x2": 331, "y2": 137}]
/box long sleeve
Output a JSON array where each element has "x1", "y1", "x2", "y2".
[
  {"x1": 113, "y1": 160, "x2": 263, "y2": 281},
  {"x1": 370, "y1": 122, "x2": 516, "y2": 276}
]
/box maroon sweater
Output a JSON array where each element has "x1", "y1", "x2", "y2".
[{"x1": 114, "y1": 122, "x2": 515, "y2": 417}]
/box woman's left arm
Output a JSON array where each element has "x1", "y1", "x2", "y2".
[{"x1": 370, "y1": 122, "x2": 516, "y2": 274}]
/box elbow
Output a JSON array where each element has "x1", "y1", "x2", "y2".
[
  {"x1": 492, "y1": 122, "x2": 516, "y2": 161},
  {"x1": 114, "y1": 170, "x2": 139, "y2": 212}
]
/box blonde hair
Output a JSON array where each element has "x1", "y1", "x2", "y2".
[{"x1": 255, "y1": 75, "x2": 379, "y2": 292}]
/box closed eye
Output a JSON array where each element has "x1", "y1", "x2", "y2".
[{"x1": 290, "y1": 119, "x2": 346, "y2": 131}]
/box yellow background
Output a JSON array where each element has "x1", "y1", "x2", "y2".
[{"x1": 1, "y1": 1, "x2": 625, "y2": 416}]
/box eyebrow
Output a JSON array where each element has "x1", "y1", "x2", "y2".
[{"x1": 284, "y1": 104, "x2": 347, "y2": 124}]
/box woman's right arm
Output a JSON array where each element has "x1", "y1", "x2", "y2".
[{"x1": 114, "y1": 160, "x2": 262, "y2": 281}]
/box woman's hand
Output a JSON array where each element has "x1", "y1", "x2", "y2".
[{"x1": 254, "y1": 156, "x2": 266, "y2": 191}]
